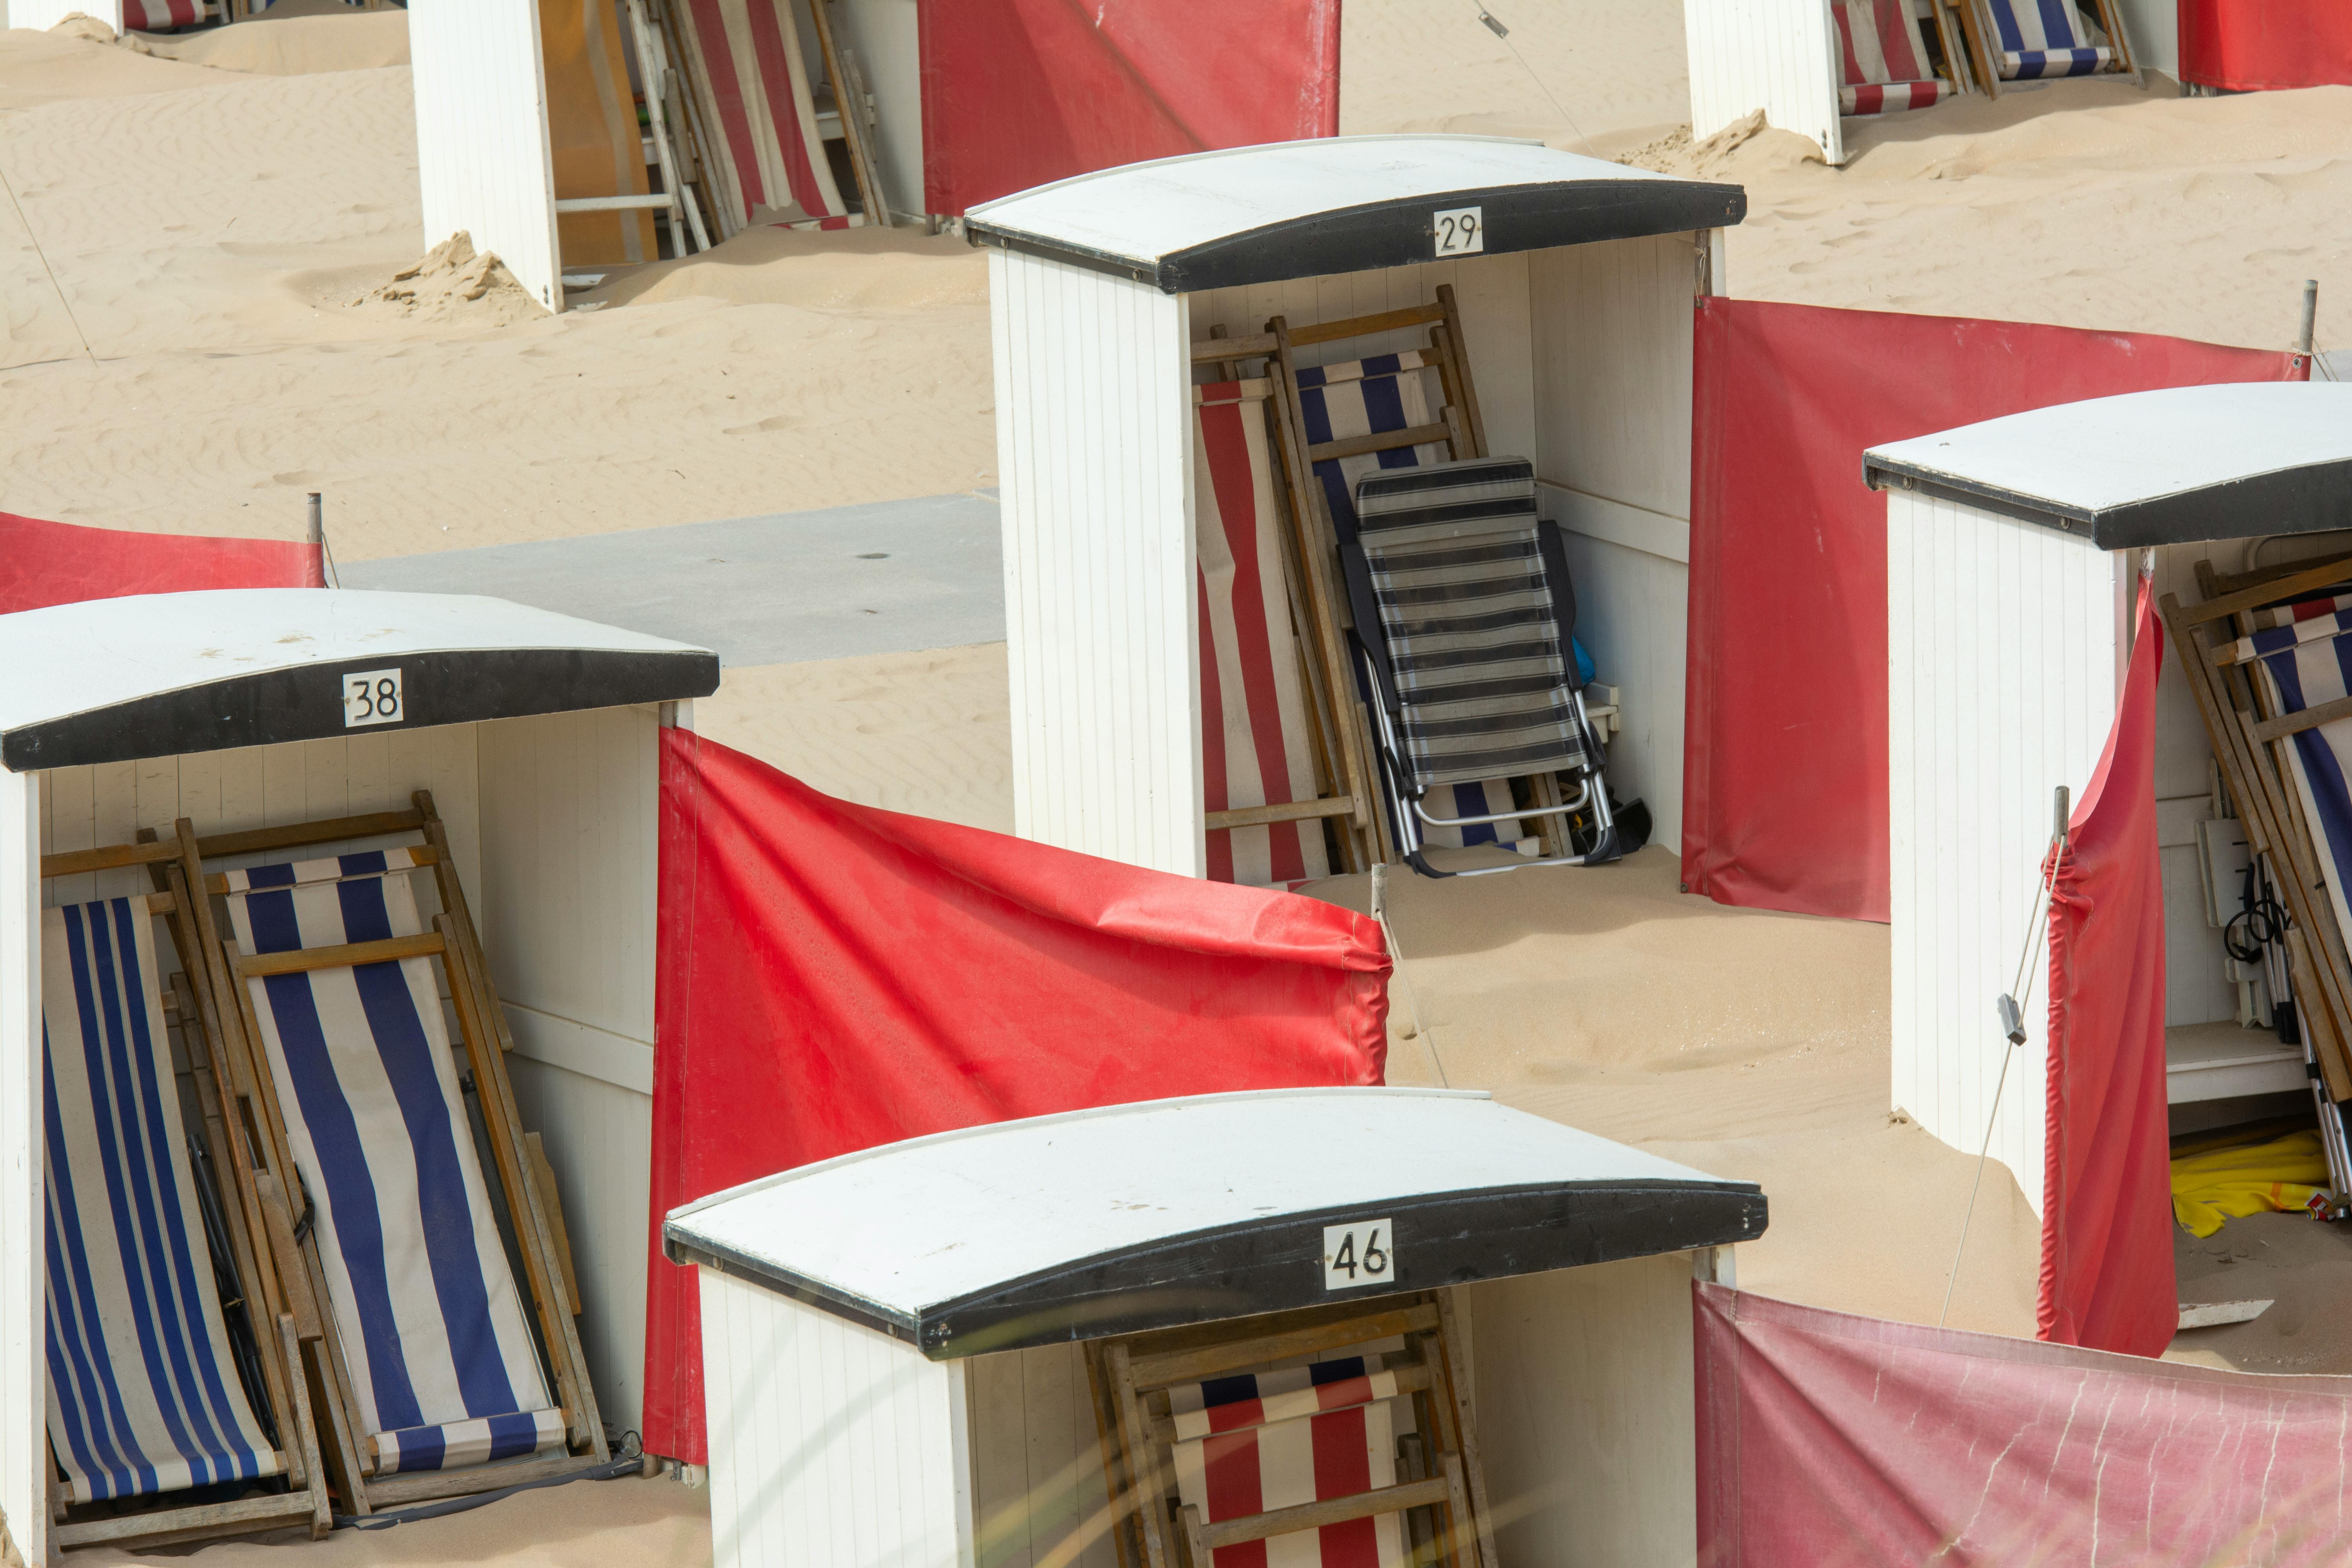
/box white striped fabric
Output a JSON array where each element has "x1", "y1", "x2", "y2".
[
  {"x1": 2249, "y1": 632, "x2": 2352, "y2": 951},
  {"x1": 1293, "y1": 352, "x2": 1449, "y2": 543},
  {"x1": 672, "y1": 0, "x2": 851, "y2": 233},
  {"x1": 1983, "y1": 0, "x2": 2112, "y2": 77},
  {"x1": 225, "y1": 856, "x2": 563, "y2": 1476},
  {"x1": 1355, "y1": 457, "x2": 1593, "y2": 790},
  {"x1": 1841, "y1": 80, "x2": 1955, "y2": 114},
  {"x1": 1196, "y1": 379, "x2": 1331, "y2": 889},
  {"x1": 122, "y1": 0, "x2": 207, "y2": 29},
  {"x1": 1172, "y1": 1397, "x2": 1406, "y2": 1568},
  {"x1": 217, "y1": 846, "x2": 422, "y2": 894},
  {"x1": 2227, "y1": 610, "x2": 2352, "y2": 666},
  {"x1": 2251, "y1": 593, "x2": 2352, "y2": 631},
  {"x1": 42, "y1": 899, "x2": 281, "y2": 1505},
  {"x1": 1169, "y1": 1354, "x2": 1394, "y2": 1441}
]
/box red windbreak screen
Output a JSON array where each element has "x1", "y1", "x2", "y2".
[
  {"x1": 2183, "y1": 0, "x2": 2352, "y2": 90},
  {"x1": 1683, "y1": 299, "x2": 2304, "y2": 921},
  {"x1": 1695, "y1": 1283, "x2": 2352, "y2": 1564},
  {"x1": 1, "y1": 511, "x2": 322, "y2": 615},
  {"x1": 2039, "y1": 580, "x2": 2174, "y2": 1355},
  {"x1": 916, "y1": 0, "x2": 1341, "y2": 214},
  {"x1": 642, "y1": 731, "x2": 1390, "y2": 1462}
]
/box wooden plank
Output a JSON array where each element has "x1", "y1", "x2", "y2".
[
  {"x1": 203, "y1": 842, "x2": 439, "y2": 894},
  {"x1": 1288, "y1": 304, "x2": 1446, "y2": 347},
  {"x1": 1436, "y1": 285, "x2": 1489, "y2": 460},
  {"x1": 1191, "y1": 332, "x2": 1278, "y2": 364},
  {"x1": 274, "y1": 1314, "x2": 334, "y2": 1537},
  {"x1": 804, "y1": 0, "x2": 885, "y2": 226},
  {"x1": 1127, "y1": 1301, "x2": 1438, "y2": 1388},
  {"x1": 1434, "y1": 1292, "x2": 1499, "y2": 1568},
  {"x1": 361, "y1": 1450, "x2": 614, "y2": 1506},
  {"x1": 38, "y1": 838, "x2": 177, "y2": 879},
  {"x1": 1198, "y1": 1476, "x2": 1450, "y2": 1550},
  {"x1": 232, "y1": 931, "x2": 443, "y2": 978},
  {"x1": 1307, "y1": 422, "x2": 1454, "y2": 465},
  {"x1": 254, "y1": 1173, "x2": 325, "y2": 1342},
  {"x1": 1203, "y1": 797, "x2": 1359, "y2": 830},
  {"x1": 2252, "y1": 695, "x2": 2352, "y2": 745},
  {"x1": 196, "y1": 809, "x2": 425, "y2": 862},
  {"x1": 525, "y1": 1132, "x2": 582, "y2": 1315},
  {"x1": 1084, "y1": 1342, "x2": 1143, "y2": 1568},
  {"x1": 1105, "y1": 1344, "x2": 1173, "y2": 1568},
  {"x1": 53, "y1": 1490, "x2": 318, "y2": 1550},
  {"x1": 2181, "y1": 555, "x2": 2352, "y2": 627}
]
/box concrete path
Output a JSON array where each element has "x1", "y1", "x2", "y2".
[{"x1": 343, "y1": 490, "x2": 1002, "y2": 667}]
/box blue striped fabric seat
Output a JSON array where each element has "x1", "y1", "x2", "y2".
[
  {"x1": 223, "y1": 851, "x2": 565, "y2": 1477},
  {"x1": 2245, "y1": 622, "x2": 2352, "y2": 964},
  {"x1": 1292, "y1": 352, "x2": 1453, "y2": 542},
  {"x1": 1984, "y1": 0, "x2": 2115, "y2": 77},
  {"x1": 43, "y1": 898, "x2": 282, "y2": 1504}
]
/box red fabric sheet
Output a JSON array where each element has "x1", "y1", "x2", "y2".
[
  {"x1": 916, "y1": 0, "x2": 1341, "y2": 214},
  {"x1": 1683, "y1": 298, "x2": 2305, "y2": 921},
  {"x1": 2183, "y1": 0, "x2": 2352, "y2": 91},
  {"x1": 1, "y1": 510, "x2": 322, "y2": 616},
  {"x1": 642, "y1": 731, "x2": 1390, "y2": 1461},
  {"x1": 2038, "y1": 579, "x2": 2175, "y2": 1355},
  {"x1": 1695, "y1": 1283, "x2": 2352, "y2": 1564}
]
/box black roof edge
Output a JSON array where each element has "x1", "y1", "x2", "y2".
[
  {"x1": 1867, "y1": 453, "x2": 2352, "y2": 552},
  {"x1": 666, "y1": 1233, "x2": 924, "y2": 1347},
  {"x1": 969, "y1": 178, "x2": 1748, "y2": 296}
]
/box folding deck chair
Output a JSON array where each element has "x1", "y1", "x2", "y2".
[
  {"x1": 668, "y1": 0, "x2": 872, "y2": 235},
  {"x1": 1088, "y1": 1293, "x2": 1495, "y2": 1568},
  {"x1": 38, "y1": 891, "x2": 332, "y2": 1552},
  {"x1": 1194, "y1": 373, "x2": 1374, "y2": 884},
  {"x1": 1955, "y1": 0, "x2": 2140, "y2": 96},
  {"x1": 1833, "y1": 0, "x2": 1970, "y2": 114},
  {"x1": 1341, "y1": 456, "x2": 1622, "y2": 879},
  {"x1": 188, "y1": 794, "x2": 607, "y2": 1513}
]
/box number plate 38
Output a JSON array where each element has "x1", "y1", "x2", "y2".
[
  {"x1": 1322, "y1": 1218, "x2": 1396, "y2": 1291},
  {"x1": 342, "y1": 667, "x2": 405, "y2": 728}
]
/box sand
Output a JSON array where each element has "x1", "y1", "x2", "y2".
[{"x1": 138, "y1": 12, "x2": 411, "y2": 76}]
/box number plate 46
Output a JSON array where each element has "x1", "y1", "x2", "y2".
[
  {"x1": 1322, "y1": 1218, "x2": 1396, "y2": 1291},
  {"x1": 342, "y1": 667, "x2": 405, "y2": 729}
]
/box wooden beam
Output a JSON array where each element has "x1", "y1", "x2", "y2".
[
  {"x1": 1307, "y1": 422, "x2": 1453, "y2": 464},
  {"x1": 54, "y1": 1490, "x2": 320, "y2": 1550},
  {"x1": 232, "y1": 931, "x2": 443, "y2": 978},
  {"x1": 2253, "y1": 694, "x2": 2352, "y2": 745},
  {"x1": 1200, "y1": 1477, "x2": 1451, "y2": 1550},
  {"x1": 40, "y1": 839, "x2": 177, "y2": 879},
  {"x1": 203, "y1": 843, "x2": 440, "y2": 895},
  {"x1": 1128, "y1": 1302, "x2": 1438, "y2": 1388},
  {"x1": 1191, "y1": 332, "x2": 1278, "y2": 363},
  {"x1": 1204, "y1": 797, "x2": 1359, "y2": 831},
  {"x1": 2180, "y1": 555, "x2": 2352, "y2": 626},
  {"x1": 1287, "y1": 304, "x2": 1446, "y2": 347}
]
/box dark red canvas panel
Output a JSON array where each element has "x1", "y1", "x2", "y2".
[
  {"x1": 641, "y1": 731, "x2": 1389, "y2": 1461},
  {"x1": 1, "y1": 510, "x2": 321, "y2": 615},
  {"x1": 1683, "y1": 299, "x2": 2303, "y2": 921},
  {"x1": 2183, "y1": 0, "x2": 2352, "y2": 91},
  {"x1": 916, "y1": 0, "x2": 1341, "y2": 214}
]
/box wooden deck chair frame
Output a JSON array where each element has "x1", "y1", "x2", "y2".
[
  {"x1": 29, "y1": 864, "x2": 333, "y2": 1552},
  {"x1": 1257, "y1": 283, "x2": 1584, "y2": 864},
  {"x1": 1952, "y1": 0, "x2": 2141, "y2": 100},
  {"x1": 1083, "y1": 1291, "x2": 1499, "y2": 1568},
  {"x1": 1192, "y1": 332, "x2": 1380, "y2": 875},
  {"x1": 2159, "y1": 554, "x2": 2352, "y2": 1113},
  {"x1": 41, "y1": 795, "x2": 611, "y2": 1517}
]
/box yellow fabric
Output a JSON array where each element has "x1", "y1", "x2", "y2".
[
  {"x1": 2170, "y1": 1129, "x2": 2330, "y2": 1238},
  {"x1": 541, "y1": 0, "x2": 657, "y2": 266}
]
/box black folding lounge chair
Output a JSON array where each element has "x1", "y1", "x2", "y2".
[{"x1": 1339, "y1": 456, "x2": 1622, "y2": 878}]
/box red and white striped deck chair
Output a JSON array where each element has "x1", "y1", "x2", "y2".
[
  {"x1": 1833, "y1": 0, "x2": 1961, "y2": 114},
  {"x1": 1196, "y1": 379, "x2": 1332, "y2": 888},
  {"x1": 122, "y1": 0, "x2": 212, "y2": 29},
  {"x1": 671, "y1": 0, "x2": 854, "y2": 234},
  {"x1": 1168, "y1": 1357, "x2": 1411, "y2": 1568}
]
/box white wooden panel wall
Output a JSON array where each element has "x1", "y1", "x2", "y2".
[
  {"x1": 2111, "y1": 0, "x2": 2176, "y2": 74},
  {"x1": 699, "y1": 1272, "x2": 971, "y2": 1568},
  {"x1": 1, "y1": 771, "x2": 42, "y2": 1568},
  {"x1": 1683, "y1": 0, "x2": 1844, "y2": 165},
  {"x1": 409, "y1": 0, "x2": 563, "y2": 313},
  {"x1": 995, "y1": 249, "x2": 1201, "y2": 877},
  {"x1": 1464, "y1": 1253, "x2": 1698, "y2": 1566},
  {"x1": 965, "y1": 1342, "x2": 1116, "y2": 1568},
  {"x1": 2149, "y1": 543, "x2": 2234, "y2": 1027},
  {"x1": 478, "y1": 705, "x2": 662, "y2": 1434},
  {"x1": 1888, "y1": 494, "x2": 2122, "y2": 1213},
  {"x1": 10, "y1": 0, "x2": 122, "y2": 27},
  {"x1": 1529, "y1": 233, "x2": 1703, "y2": 848}
]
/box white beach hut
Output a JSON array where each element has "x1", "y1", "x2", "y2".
[
  {"x1": 663, "y1": 1086, "x2": 1766, "y2": 1568},
  {"x1": 0, "y1": 589, "x2": 716, "y2": 1562},
  {"x1": 1865, "y1": 381, "x2": 2352, "y2": 1212},
  {"x1": 969, "y1": 135, "x2": 1745, "y2": 879}
]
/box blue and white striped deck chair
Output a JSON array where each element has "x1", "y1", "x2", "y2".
[
  {"x1": 220, "y1": 851, "x2": 575, "y2": 1495},
  {"x1": 2233, "y1": 612, "x2": 2352, "y2": 958},
  {"x1": 1292, "y1": 350, "x2": 1454, "y2": 548},
  {"x1": 1973, "y1": 0, "x2": 2134, "y2": 82},
  {"x1": 42, "y1": 897, "x2": 330, "y2": 1548}
]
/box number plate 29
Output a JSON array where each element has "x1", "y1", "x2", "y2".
[
  {"x1": 1433, "y1": 206, "x2": 1484, "y2": 257},
  {"x1": 342, "y1": 667, "x2": 405, "y2": 729},
  {"x1": 1322, "y1": 1218, "x2": 1396, "y2": 1291}
]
